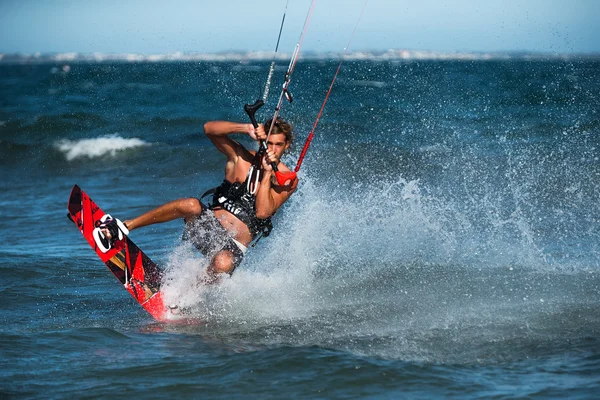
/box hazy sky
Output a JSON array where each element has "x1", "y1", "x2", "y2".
[{"x1": 1, "y1": 0, "x2": 599, "y2": 54}]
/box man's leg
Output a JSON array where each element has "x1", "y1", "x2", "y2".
[
  {"x1": 211, "y1": 250, "x2": 237, "y2": 275},
  {"x1": 116, "y1": 198, "x2": 243, "y2": 280},
  {"x1": 125, "y1": 198, "x2": 202, "y2": 231},
  {"x1": 204, "y1": 250, "x2": 237, "y2": 284}
]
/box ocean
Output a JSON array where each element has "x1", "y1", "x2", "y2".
[{"x1": 1, "y1": 54, "x2": 599, "y2": 398}]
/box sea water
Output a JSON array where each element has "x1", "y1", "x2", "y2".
[{"x1": 1, "y1": 55, "x2": 599, "y2": 398}]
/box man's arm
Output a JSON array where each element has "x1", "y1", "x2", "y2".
[
  {"x1": 255, "y1": 161, "x2": 298, "y2": 219},
  {"x1": 204, "y1": 121, "x2": 254, "y2": 162}
]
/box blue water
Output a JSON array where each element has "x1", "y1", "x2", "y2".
[{"x1": 1, "y1": 56, "x2": 599, "y2": 398}]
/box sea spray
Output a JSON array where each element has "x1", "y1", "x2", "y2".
[{"x1": 151, "y1": 167, "x2": 600, "y2": 363}]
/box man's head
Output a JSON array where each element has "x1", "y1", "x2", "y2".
[
  {"x1": 264, "y1": 118, "x2": 293, "y2": 157},
  {"x1": 265, "y1": 118, "x2": 293, "y2": 144}
]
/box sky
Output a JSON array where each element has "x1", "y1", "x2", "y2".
[{"x1": 1, "y1": 0, "x2": 599, "y2": 55}]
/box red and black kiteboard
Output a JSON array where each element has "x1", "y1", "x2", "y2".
[{"x1": 67, "y1": 184, "x2": 171, "y2": 322}]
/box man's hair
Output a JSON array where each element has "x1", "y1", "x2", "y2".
[{"x1": 265, "y1": 118, "x2": 294, "y2": 144}]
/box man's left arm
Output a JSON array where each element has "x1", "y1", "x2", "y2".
[{"x1": 255, "y1": 170, "x2": 297, "y2": 219}]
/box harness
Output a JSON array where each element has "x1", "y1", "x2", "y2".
[{"x1": 201, "y1": 169, "x2": 273, "y2": 242}]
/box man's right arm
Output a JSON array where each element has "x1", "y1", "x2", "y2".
[{"x1": 204, "y1": 121, "x2": 254, "y2": 162}]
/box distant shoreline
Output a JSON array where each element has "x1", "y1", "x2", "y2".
[{"x1": 1, "y1": 49, "x2": 599, "y2": 64}]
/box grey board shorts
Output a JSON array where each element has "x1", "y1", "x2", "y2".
[{"x1": 182, "y1": 204, "x2": 247, "y2": 273}]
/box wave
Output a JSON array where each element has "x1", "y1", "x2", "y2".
[{"x1": 55, "y1": 134, "x2": 149, "y2": 161}]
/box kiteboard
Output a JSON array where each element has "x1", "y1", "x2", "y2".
[{"x1": 67, "y1": 184, "x2": 175, "y2": 322}]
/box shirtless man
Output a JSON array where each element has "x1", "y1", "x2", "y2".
[{"x1": 96, "y1": 118, "x2": 297, "y2": 279}]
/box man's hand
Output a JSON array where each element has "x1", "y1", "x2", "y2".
[
  {"x1": 261, "y1": 148, "x2": 278, "y2": 171},
  {"x1": 247, "y1": 123, "x2": 266, "y2": 142}
]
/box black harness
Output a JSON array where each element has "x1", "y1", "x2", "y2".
[{"x1": 201, "y1": 175, "x2": 273, "y2": 241}]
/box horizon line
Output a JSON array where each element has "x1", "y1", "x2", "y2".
[{"x1": 1, "y1": 49, "x2": 599, "y2": 64}]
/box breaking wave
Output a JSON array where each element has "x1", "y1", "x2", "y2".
[{"x1": 55, "y1": 135, "x2": 149, "y2": 161}]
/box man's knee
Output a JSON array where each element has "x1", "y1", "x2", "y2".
[
  {"x1": 180, "y1": 198, "x2": 202, "y2": 217},
  {"x1": 211, "y1": 251, "x2": 236, "y2": 275}
]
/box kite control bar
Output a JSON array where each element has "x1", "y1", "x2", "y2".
[{"x1": 244, "y1": 100, "x2": 296, "y2": 186}]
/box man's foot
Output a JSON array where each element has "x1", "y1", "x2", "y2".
[{"x1": 93, "y1": 214, "x2": 129, "y2": 253}]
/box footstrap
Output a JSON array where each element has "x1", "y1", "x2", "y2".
[{"x1": 93, "y1": 214, "x2": 129, "y2": 253}]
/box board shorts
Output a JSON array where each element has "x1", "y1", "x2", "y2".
[{"x1": 182, "y1": 203, "x2": 248, "y2": 273}]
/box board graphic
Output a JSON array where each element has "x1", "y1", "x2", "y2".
[{"x1": 67, "y1": 185, "x2": 170, "y2": 321}]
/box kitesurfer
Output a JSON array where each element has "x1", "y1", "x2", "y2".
[{"x1": 96, "y1": 119, "x2": 297, "y2": 280}]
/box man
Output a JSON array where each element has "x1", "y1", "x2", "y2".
[{"x1": 96, "y1": 118, "x2": 297, "y2": 280}]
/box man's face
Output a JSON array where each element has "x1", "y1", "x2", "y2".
[{"x1": 266, "y1": 133, "x2": 290, "y2": 160}]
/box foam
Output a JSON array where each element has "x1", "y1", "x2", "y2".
[{"x1": 56, "y1": 134, "x2": 149, "y2": 161}]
